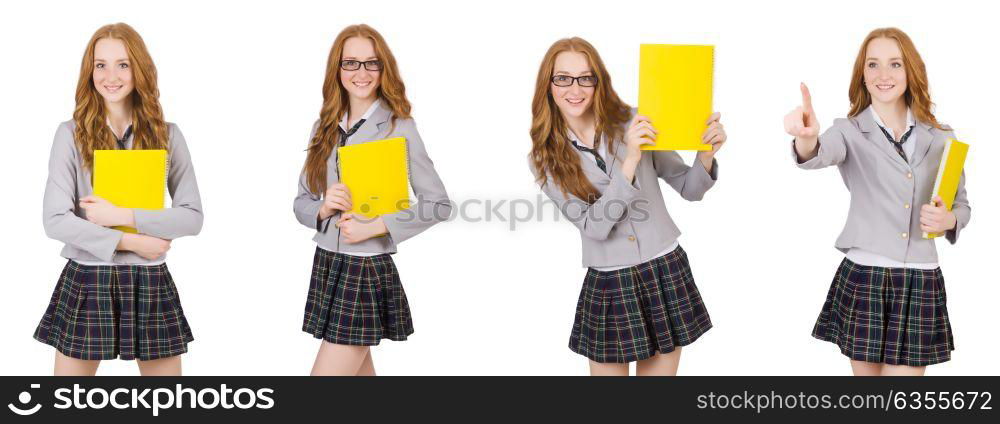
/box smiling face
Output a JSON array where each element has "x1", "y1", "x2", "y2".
[
  {"x1": 92, "y1": 37, "x2": 134, "y2": 106},
  {"x1": 863, "y1": 37, "x2": 908, "y2": 107},
  {"x1": 339, "y1": 36, "x2": 380, "y2": 102},
  {"x1": 550, "y1": 50, "x2": 595, "y2": 120}
]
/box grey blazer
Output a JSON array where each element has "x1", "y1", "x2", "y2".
[
  {"x1": 793, "y1": 111, "x2": 971, "y2": 263},
  {"x1": 293, "y1": 102, "x2": 452, "y2": 253},
  {"x1": 530, "y1": 110, "x2": 719, "y2": 268},
  {"x1": 42, "y1": 120, "x2": 204, "y2": 264}
]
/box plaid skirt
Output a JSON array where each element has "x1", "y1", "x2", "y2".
[
  {"x1": 812, "y1": 258, "x2": 955, "y2": 366},
  {"x1": 33, "y1": 260, "x2": 194, "y2": 361},
  {"x1": 302, "y1": 247, "x2": 413, "y2": 346},
  {"x1": 569, "y1": 245, "x2": 713, "y2": 363}
]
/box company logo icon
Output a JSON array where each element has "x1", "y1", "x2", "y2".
[{"x1": 7, "y1": 384, "x2": 42, "y2": 416}]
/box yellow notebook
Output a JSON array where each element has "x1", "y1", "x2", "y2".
[
  {"x1": 924, "y1": 138, "x2": 969, "y2": 239},
  {"x1": 638, "y1": 44, "x2": 714, "y2": 151},
  {"x1": 337, "y1": 137, "x2": 410, "y2": 218},
  {"x1": 93, "y1": 149, "x2": 168, "y2": 233}
]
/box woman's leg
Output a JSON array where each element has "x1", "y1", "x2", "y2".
[
  {"x1": 881, "y1": 364, "x2": 926, "y2": 376},
  {"x1": 311, "y1": 341, "x2": 370, "y2": 376},
  {"x1": 356, "y1": 349, "x2": 376, "y2": 376},
  {"x1": 850, "y1": 360, "x2": 883, "y2": 376},
  {"x1": 137, "y1": 356, "x2": 182, "y2": 376},
  {"x1": 636, "y1": 348, "x2": 682, "y2": 376},
  {"x1": 54, "y1": 351, "x2": 100, "y2": 376},
  {"x1": 589, "y1": 361, "x2": 629, "y2": 376}
]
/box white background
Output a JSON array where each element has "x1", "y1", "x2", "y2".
[{"x1": 1, "y1": 0, "x2": 996, "y2": 376}]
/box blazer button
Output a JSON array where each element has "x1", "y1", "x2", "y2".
[
  {"x1": 906, "y1": 172, "x2": 913, "y2": 179},
  {"x1": 628, "y1": 236, "x2": 636, "y2": 242},
  {"x1": 901, "y1": 232, "x2": 909, "y2": 239},
  {"x1": 904, "y1": 203, "x2": 911, "y2": 209}
]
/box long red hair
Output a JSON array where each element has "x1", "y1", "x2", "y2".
[
  {"x1": 847, "y1": 27, "x2": 941, "y2": 128},
  {"x1": 303, "y1": 24, "x2": 412, "y2": 195},
  {"x1": 529, "y1": 37, "x2": 630, "y2": 203},
  {"x1": 73, "y1": 23, "x2": 168, "y2": 171}
]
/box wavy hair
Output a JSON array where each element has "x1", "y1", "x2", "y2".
[
  {"x1": 74, "y1": 23, "x2": 168, "y2": 171},
  {"x1": 529, "y1": 37, "x2": 630, "y2": 203},
  {"x1": 303, "y1": 24, "x2": 412, "y2": 195},
  {"x1": 848, "y1": 27, "x2": 941, "y2": 128}
]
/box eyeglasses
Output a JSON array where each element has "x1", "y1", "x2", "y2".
[
  {"x1": 341, "y1": 60, "x2": 383, "y2": 71},
  {"x1": 551, "y1": 74, "x2": 598, "y2": 87}
]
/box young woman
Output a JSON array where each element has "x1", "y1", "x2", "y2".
[
  {"x1": 784, "y1": 28, "x2": 970, "y2": 376},
  {"x1": 294, "y1": 24, "x2": 451, "y2": 376},
  {"x1": 34, "y1": 23, "x2": 203, "y2": 376},
  {"x1": 528, "y1": 38, "x2": 726, "y2": 376}
]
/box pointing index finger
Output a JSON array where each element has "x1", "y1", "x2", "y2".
[{"x1": 800, "y1": 83, "x2": 814, "y2": 114}]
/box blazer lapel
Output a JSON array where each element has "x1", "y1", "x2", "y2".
[
  {"x1": 606, "y1": 135, "x2": 622, "y2": 173},
  {"x1": 855, "y1": 111, "x2": 909, "y2": 168},
  {"x1": 344, "y1": 101, "x2": 392, "y2": 146},
  {"x1": 576, "y1": 149, "x2": 610, "y2": 183},
  {"x1": 907, "y1": 121, "x2": 933, "y2": 168},
  {"x1": 565, "y1": 130, "x2": 611, "y2": 184}
]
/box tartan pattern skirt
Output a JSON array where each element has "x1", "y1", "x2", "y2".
[
  {"x1": 812, "y1": 258, "x2": 955, "y2": 366},
  {"x1": 33, "y1": 260, "x2": 194, "y2": 361},
  {"x1": 569, "y1": 245, "x2": 713, "y2": 363},
  {"x1": 302, "y1": 247, "x2": 414, "y2": 346}
]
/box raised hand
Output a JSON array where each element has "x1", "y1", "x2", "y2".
[
  {"x1": 696, "y1": 112, "x2": 727, "y2": 172},
  {"x1": 785, "y1": 83, "x2": 821, "y2": 160},
  {"x1": 620, "y1": 114, "x2": 657, "y2": 181},
  {"x1": 784, "y1": 83, "x2": 820, "y2": 140}
]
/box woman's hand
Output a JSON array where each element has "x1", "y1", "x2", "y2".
[
  {"x1": 621, "y1": 114, "x2": 656, "y2": 181},
  {"x1": 785, "y1": 83, "x2": 821, "y2": 161},
  {"x1": 920, "y1": 196, "x2": 957, "y2": 235},
  {"x1": 696, "y1": 112, "x2": 727, "y2": 172},
  {"x1": 117, "y1": 233, "x2": 171, "y2": 260},
  {"x1": 336, "y1": 213, "x2": 388, "y2": 244},
  {"x1": 319, "y1": 183, "x2": 352, "y2": 221},
  {"x1": 80, "y1": 195, "x2": 134, "y2": 227}
]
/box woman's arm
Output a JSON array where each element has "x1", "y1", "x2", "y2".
[
  {"x1": 786, "y1": 83, "x2": 847, "y2": 168},
  {"x1": 293, "y1": 122, "x2": 343, "y2": 232},
  {"x1": 947, "y1": 170, "x2": 971, "y2": 243},
  {"x1": 651, "y1": 150, "x2": 718, "y2": 201},
  {"x1": 377, "y1": 120, "x2": 453, "y2": 244},
  {"x1": 530, "y1": 156, "x2": 640, "y2": 241},
  {"x1": 42, "y1": 123, "x2": 124, "y2": 261},
  {"x1": 650, "y1": 112, "x2": 724, "y2": 201},
  {"x1": 131, "y1": 124, "x2": 204, "y2": 239}
]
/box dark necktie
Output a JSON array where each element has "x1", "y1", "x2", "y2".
[
  {"x1": 115, "y1": 125, "x2": 133, "y2": 150},
  {"x1": 338, "y1": 119, "x2": 366, "y2": 147},
  {"x1": 877, "y1": 124, "x2": 913, "y2": 162},
  {"x1": 571, "y1": 135, "x2": 607, "y2": 174}
]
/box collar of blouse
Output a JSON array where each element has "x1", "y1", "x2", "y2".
[{"x1": 853, "y1": 107, "x2": 935, "y2": 169}]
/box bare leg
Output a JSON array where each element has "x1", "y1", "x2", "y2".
[
  {"x1": 637, "y1": 348, "x2": 682, "y2": 376},
  {"x1": 356, "y1": 349, "x2": 376, "y2": 376},
  {"x1": 589, "y1": 361, "x2": 629, "y2": 376},
  {"x1": 137, "y1": 356, "x2": 182, "y2": 376},
  {"x1": 850, "y1": 360, "x2": 883, "y2": 376},
  {"x1": 311, "y1": 341, "x2": 370, "y2": 376},
  {"x1": 54, "y1": 351, "x2": 100, "y2": 376},
  {"x1": 881, "y1": 364, "x2": 926, "y2": 377}
]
